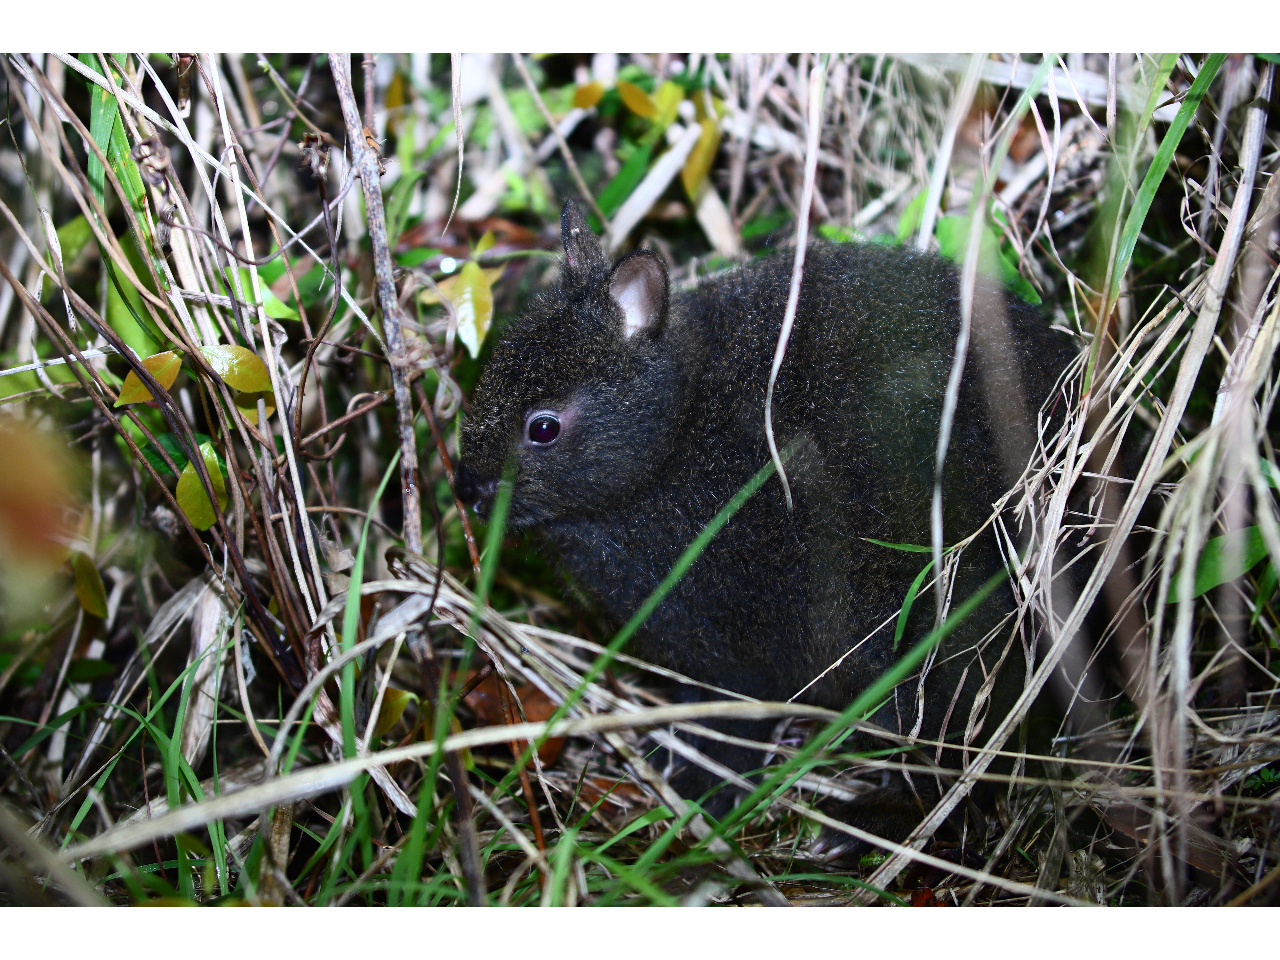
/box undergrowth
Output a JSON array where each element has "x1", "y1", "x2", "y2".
[{"x1": 0, "y1": 52, "x2": 1277, "y2": 907}]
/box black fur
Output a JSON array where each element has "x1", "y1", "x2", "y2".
[{"x1": 457, "y1": 200, "x2": 1076, "y2": 842}]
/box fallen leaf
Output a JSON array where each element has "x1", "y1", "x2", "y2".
[
  {"x1": 464, "y1": 671, "x2": 564, "y2": 765},
  {"x1": 910, "y1": 887, "x2": 951, "y2": 906}
]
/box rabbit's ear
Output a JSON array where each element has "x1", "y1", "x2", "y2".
[
  {"x1": 609, "y1": 250, "x2": 669, "y2": 339},
  {"x1": 561, "y1": 199, "x2": 607, "y2": 279}
]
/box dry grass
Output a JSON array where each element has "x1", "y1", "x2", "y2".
[{"x1": 0, "y1": 52, "x2": 1277, "y2": 907}]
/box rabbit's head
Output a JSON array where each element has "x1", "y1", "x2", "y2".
[{"x1": 457, "y1": 201, "x2": 694, "y2": 527}]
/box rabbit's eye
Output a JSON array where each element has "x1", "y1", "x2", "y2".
[{"x1": 528, "y1": 414, "x2": 560, "y2": 445}]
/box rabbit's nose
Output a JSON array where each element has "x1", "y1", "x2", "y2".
[{"x1": 455, "y1": 464, "x2": 499, "y2": 512}]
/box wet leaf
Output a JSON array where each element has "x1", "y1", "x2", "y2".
[
  {"x1": 617, "y1": 79, "x2": 657, "y2": 117},
  {"x1": 199, "y1": 344, "x2": 272, "y2": 393},
  {"x1": 445, "y1": 261, "x2": 496, "y2": 358},
  {"x1": 71, "y1": 551, "x2": 108, "y2": 618},
  {"x1": 1171, "y1": 526, "x2": 1269, "y2": 603},
  {"x1": 114, "y1": 351, "x2": 182, "y2": 406},
  {"x1": 373, "y1": 688, "x2": 416, "y2": 739},
  {"x1": 681, "y1": 118, "x2": 722, "y2": 198},
  {"x1": 233, "y1": 390, "x2": 276, "y2": 426},
  {"x1": 176, "y1": 441, "x2": 228, "y2": 531}
]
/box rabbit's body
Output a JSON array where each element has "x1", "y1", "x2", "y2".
[{"x1": 457, "y1": 202, "x2": 1075, "y2": 840}]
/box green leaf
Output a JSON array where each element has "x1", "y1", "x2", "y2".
[
  {"x1": 105, "y1": 260, "x2": 160, "y2": 358},
  {"x1": 1260, "y1": 459, "x2": 1280, "y2": 488},
  {"x1": 385, "y1": 170, "x2": 424, "y2": 246},
  {"x1": 895, "y1": 191, "x2": 928, "y2": 244},
  {"x1": 894, "y1": 560, "x2": 934, "y2": 651},
  {"x1": 865, "y1": 538, "x2": 932, "y2": 553},
  {"x1": 261, "y1": 288, "x2": 299, "y2": 321},
  {"x1": 741, "y1": 209, "x2": 791, "y2": 240},
  {"x1": 1172, "y1": 525, "x2": 1270, "y2": 603},
  {"x1": 114, "y1": 350, "x2": 182, "y2": 406},
  {"x1": 71, "y1": 552, "x2": 108, "y2": 618},
  {"x1": 143, "y1": 432, "x2": 211, "y2": 477},
  {"x1": 594, "y1": 142, "x2": 654, "y2": 225},
  {"x1": 79, "y1": 54, "x2": 116, "y2": 207},
  {"x1": 1252, "y1": 561, "x2": 1277, "y2": 632},
  {"x1": 818, "y1": 224, "x2": 858, "y2": 243},
  {"x1": 395, "y1": 247, "x2": 443, "y2": 268},
  {"x1": 472, "y1": 229, "x2": 496, "y2": 258},
  {"x1": 199, "y1": 344, "x2": 272, "y2": 392},
  {"x1": 219, "y1": 266, "x2": 299, "y2": 321},
  {"x1": 934, "y1": 213, "x2": 1041, "y2": 304},
  {"x1": 257, "y1": 253, "x2": 287, "y2": 286},
  {"x1": 55, "y1": 215, "x2": 95, "y2": 267},
  {"x1": 78, "y1": 55, "x2": 146, "y2": 221},
  {"x1": 175, "y1": 441, "x2": 228, "y2": 531},
  {"x1": 67, "y1": 658, "x2": 116, "y2": 683}
]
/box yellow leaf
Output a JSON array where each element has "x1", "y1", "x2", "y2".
[
  {"x1": 420, "y1": 266, "x2": 504, "y2": 305},
  {"x1": 681, "y1": 118, "x2": 722, "y2": 198},
  {"x1": 373, "y1": 687, "x2": 416, "y2": 739},
  {"x1": 71, "y1": 551, "x2": 108, "y2": 618},
  {"x1": 234, "y1": 390, "x2": 276, "y2": 426},
  {"x1": 114, "y1": 351, "x2": 182, "y2": 406},
  {"x1": 450, "y1": 261, "x2": 496, "y2": 359},
  {"x1": 473, "y1": 230, "x2": 496, "y2": 258},
  {"x1": 617, "y1": 79, "x2": 657, "y2": 118},
  {"x1": 654, "y1": 81, "x2": 684, "y2": 131},
  {"x1": 573, "y1": 81, "x2": 604, "y2": 109},
  {"x1": 176, "y1": 441, "x2": 228, "y2": 532},
  {"x1": 199, "y1": 344, "x2": 272, "y2": 393}
]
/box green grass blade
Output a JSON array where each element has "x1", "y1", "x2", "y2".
[{"x1": 1108, "y1": 54, "x2": 1226, "y2": 307}]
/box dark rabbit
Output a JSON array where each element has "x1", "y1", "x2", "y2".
[{"x1": 456, "y1": 200, "x2": 1076, "y2": 845}]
